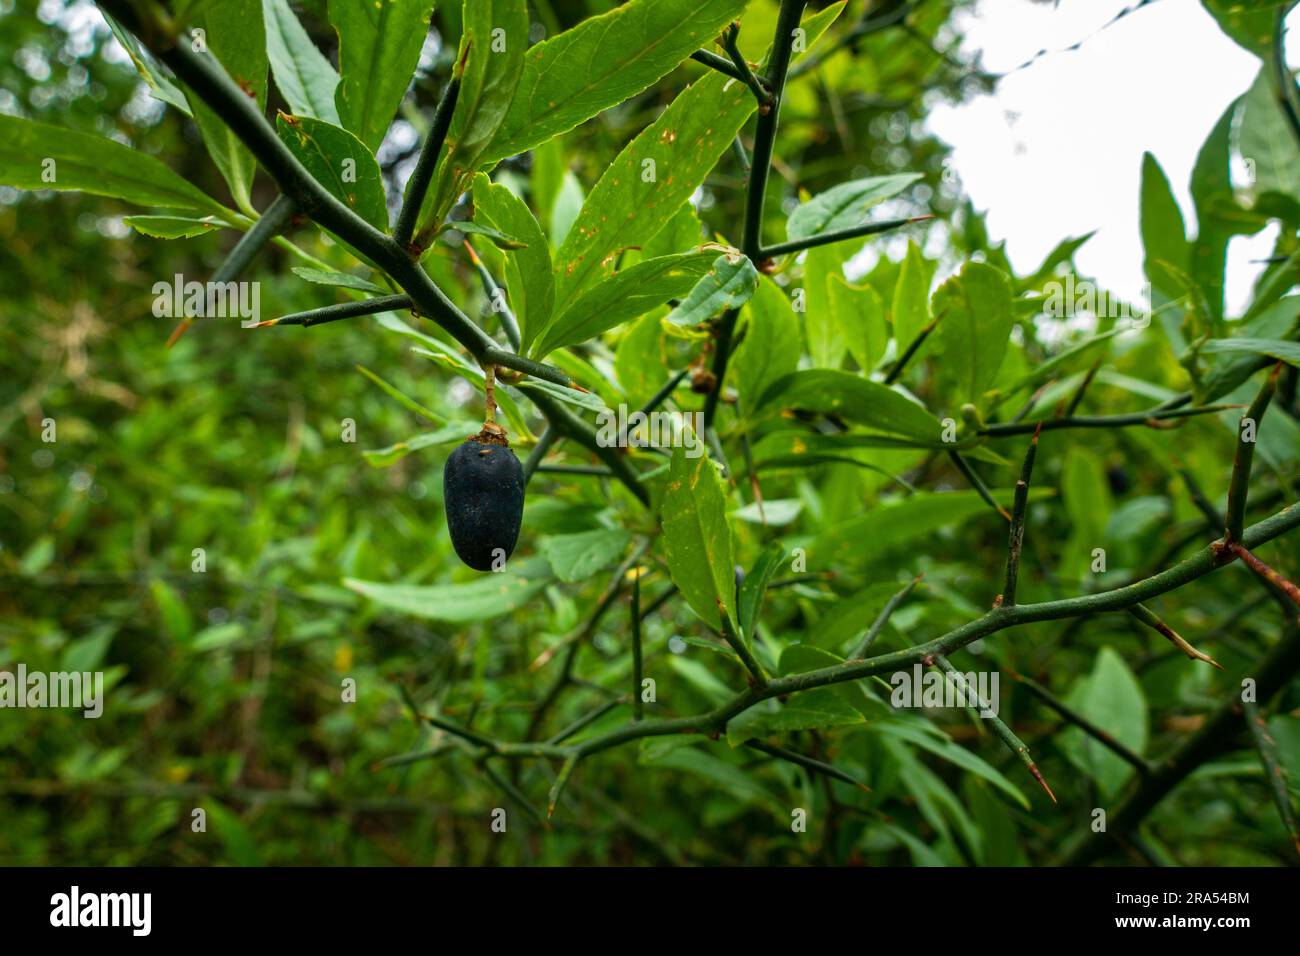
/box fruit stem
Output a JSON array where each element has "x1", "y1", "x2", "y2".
[{"x1": 484, "y1": 364, "x2": 497, "y2": 426}]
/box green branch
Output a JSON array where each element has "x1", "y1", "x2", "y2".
[
  {"x1": 422, "y1": 504, "x2": 1300, "y2": 769},
  {"x1": 260, "y1": 294, "x2": 412, "y2": 328},
  {"x1": 703, "y1": 0, "x2": 808, "y2": 429},
  {"x1": 979, "y1": 401, "x2": 1238, "y2": 437},
  {"x1": 98, "y1": 0, "x2": 648, "y2": 507},
  {"x1": 761, "y1": 215, "x2": 932, "y2": 258},
  {"x1": 1242, "y1": 698, "x2": 1300, "y2": 858},
  {"x1": 1224, "y1": 364, "x2": 1280, "y2": 545},
  {"x1": 999, "y1": 425, "x2": 1040, "y2": 608},
  {"x1": 394, "y1": 49, "x2": 465, "y2": 252}
]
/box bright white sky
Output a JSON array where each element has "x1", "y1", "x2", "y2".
[{"x1": 928, "y1": 0, "x2": 1300, "y2": 314}]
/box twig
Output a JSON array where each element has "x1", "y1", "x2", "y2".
[
  {"x1": 1128, "y1": 602, "x2": 1223, "y2": 669},
  {"x1": 689, "y1": 47, "x2": 747, "y2": 82},
  {"x1": 1224, "y1": 364, "x2": 1281, "y2": 545},
  {"x1": 464, "y1": 240, "x2": 522, "y2": 351},
  {"x1": 761, "y1": 215, "x2": 932, "y2": 258},
  {"x1": 947, "y1": 450, "x2": 1010, "y2": 521},
  {"x1": 999, "y1": 424, "x2": 1041, "y2": 608},
  {"x1": 258, "y1": 294, "x2": 412, "y2": 327},
  {"x1": 1242, "y1": 698, "x2": 1300, "y2": 858},
  {"x1": 722, "y1": 24, "x2": 773, "y2": 108},
  {"x1": 166, "y1": 193, "x2": 298, "y2": 346},
  {"x1": 522, "y1": 426, "x2": 559, "y2": 483},
  {"x1": 548, "y1": 698, "x2": 624, "y2": 745},
  {"x1": 632, "y1": 571, "x2": 645, "y2": 721},
  {"x1": 1009, "y1": 670, "x2": 1150, "y2": 774},
  {"x1": 546, "y1": 753, "x2": 580, "y2": 819},
  {"x1": 847, "y1": 575, "x2": 923, "y2": 660},
  {"x1": 980, "y1": 402, "x2": 1239, "y2": 437},
  {"x1": 933, "y1": 655, "x2": 1055, "y2": 803},
  {"x1": 703, "y1": 0, "x2": 809, "y2": 430},
  {"x1": 744, "y1": 739, "x2": 870, "y2": 792},
  {"x1": 718, "y1": 601, "x2": 769, "y2": 687},
  {"x1": 394, "y1": 45, "x2": 466, "y2": 251},
  {"x1": 884, "y1": 308, "x2": 945, "y2": 385}
]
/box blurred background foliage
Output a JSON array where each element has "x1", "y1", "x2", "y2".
[{"x1": 1, "y1": 0, "x2": 1298, "y2": 866}]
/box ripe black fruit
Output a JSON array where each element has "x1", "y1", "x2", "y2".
[{"x1": 443, "y1": 431, "x2": 524, "y2": 572}]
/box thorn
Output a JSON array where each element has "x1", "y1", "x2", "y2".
[
  {"x1": 165, "y1": 318, "x2": 191, "y2": 349},
  {"x1": 1028, "y1": 761, "x2": 1057, "y2": 803}
]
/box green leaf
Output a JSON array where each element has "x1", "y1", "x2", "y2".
[
  {"x1": 661, "y1": 448, "x2": 736, "y2": 631},
  {"x1": 416, "y1": 0, "x2": 529, "y2": 236},
  {"x1": 1239, "y1": 65, "x2": 1300, "y2": 211},
  {"x1": 808, "y1": 581, "x2": 912, "y2": 651},
  {"x1": 60, "y1": 624, "x2": 116, "y2": 673},
  {"x1": 124, "y1": 215, "x2": 224, "y2": 238},
  {"x1": 263, "y1": 0, "x2": 341, "y2": 123},
  {"x1": 785, "y1": 173, "x2": 921, "y2": 242},
  {"x1": 355, "y1": 363, "x2": 446, "y2": 423},
  {"x1": 827, "y1": 274, "x2": 888, "y2": 372},
  {"x1": 803, "y1": 244, "x2": 846, "y2": 368},
  {"x1": 362, "y1": 423, "x2": 472, "y2": 467},
  {"x1": 533, "y1": 250, "x2": 719, "y2": 358},
  {"x1": 1140, "y1": 151, "x2": 1191, "y2": 308},
  {"x1": 738, "y1": 542, "x2": 785, "y2": 639},
  {"x1": 484, "y1": 0, "x2": 749, "y2": 162},
  {"x1": 931, "y1": 261, "x2": 1015, "y2": 403},
  {"x1": 726, "y1": 689, "x2": 865, "y2": 747},
  {"x1": 1199, "y1": 0, "x2": 1280, "y2": 57},
  {"x1": 329, "y1": 0, "x2": 435, "y2": 151},
  {"x1": 647, "y1": 745, "x2": 783, "y2": 810},
  {"x1": 540, "y1": 528, "x2": 632, "y2": 583},
  {"x1": 0, "y1": 116, "x2": 228, "y2": 216},
  {"x1": 1200, "y1": 337, "x2": 1300, "y2": 365},
  {"x1": 815, "y1": 489, "x2": 1054, "y2": 567},
  {"x1": 205, "y1": 801, "x2": 264, "y2": 867},
  {"x1": 511, "y1": 377, "x2": 609, "y2": 413},
  {"x1": 471, "y1": 174, "x2": 554, "y2": 351},
  {"x1": 1061, "y1": 447, "x2": 1112, "y2": 581},
  {"x1": 345, "y1": 558, "x2": 553, "y2": 622},
  {"x1": 190, "y1": 0, "x2": 268, "y2": 211},
  {"x1": 663, "y1": 253, "x2": 758, "y2": 328},
  {"x1": 551, "y1": 1, "x2": 847, "y2": 314},
  {"x1": 876, "y1": 718, "x2": 1030, "y2": 811},
  {"x1": 292, "y1": 266, "x2": 386, "y2": 293},
  {"x1": 892, "y1": 240, "x2": 933, "y2": 354},
  {"x1": 104, "y1": 12, "x2": 192, "y2": 116},
  {"x1": 643, "y1": 203, "x2": 706, "y2": 260},
  {"x1": 757, "y1": 370, "x2": 945, "y2": 445},
  {"x1": 443, "y1": 219, "x2": 529, "y2": 250},
  {"x1": 1199, "y1": 296, "x2": 1299, "y2": 402},
  {"x1": 733, "y1": 275, "x2": 801, "y2": 417},
  {"x1": 1059, "y1": 646, "x2": 1148, "y2": 797},
  {"x1": 275, "y1": 114, "x2": 388, "y2": 231},
  {"x1": 150, "y1": 578, "x2": 194, "y2": 644},
  {"x1": 731, "y1": 498, "x2": 802, "y2": 525},
  {"x1": 1190, "y1": 100, "x2": 1241, "y2": 325},
  {"x1": 777, "y1": 644, "x2": 845, "y2": 678}
]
